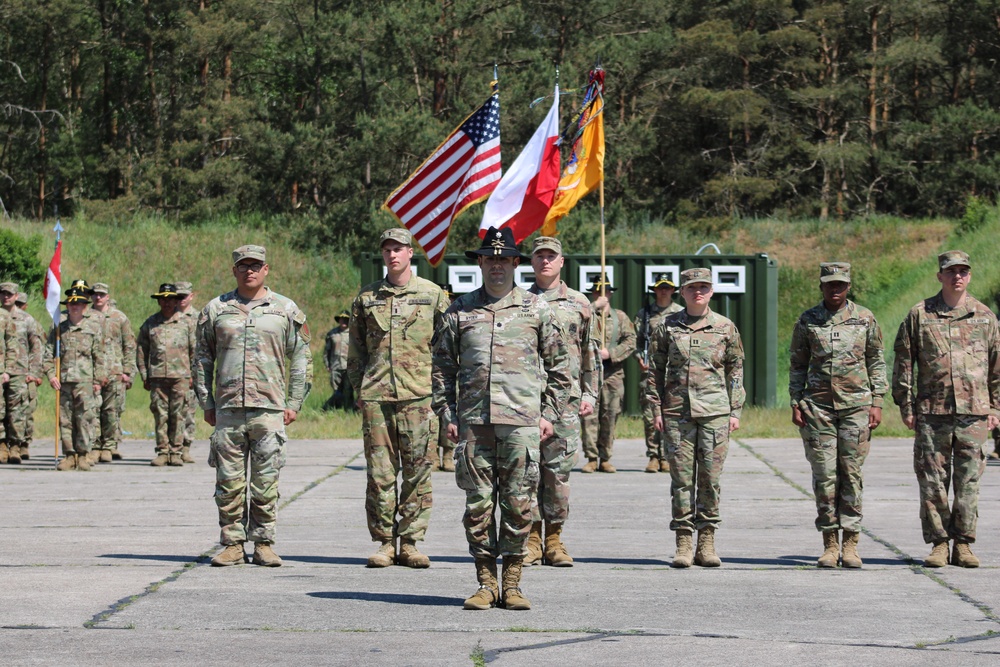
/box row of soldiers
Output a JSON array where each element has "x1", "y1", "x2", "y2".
[{"x1": 0, "y1": 284, "x2": 44, "y2": 464}]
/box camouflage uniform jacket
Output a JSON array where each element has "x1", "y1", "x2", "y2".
[
  {"x1": 348, "y1": 274, "x2": 447, "y2": 402},
  {"x1": 195, "y1": 287, "x2": 310, "y2": 413},
  {"x1": 6, "y1": 307, "x2": 41, "y2": 377},
  {"x1": 595, "y1": 308, "x2": 637, "y2": 378},
  {"x1": 634, "y1": 301, "x2": 683, "y2": 365},
  {"x1": 137, "y1": 311, "x2": 196, "y2": 381},
  {"x1": 0, "y1": 309, "x2": 19, "y2": 376},
  {"x1": 892, "y1": 292, "x2": 1000, "y2": 419},
  {"x1": 646, "y1": 309, "x2": 746, "y2": 419},
  {"x1": 324, "y1": 327, "x2": 349, "y2": 371},
  {"x1": 528, "y1": 281, "x2": 599, "y2": 406},
  {"x1": 789, "y1": 300, "x2": 887, "y2": 410},
  {"x1": 43, "y1": 310, "x2": 108, "y2": 384},
  {"x1": 100, "y1": 307, "x2": 137, "y2": 377},
  {"x1": 432, "y1": 286, "x2": 572, "y2": 428}
]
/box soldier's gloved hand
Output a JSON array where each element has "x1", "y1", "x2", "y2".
[
  {"x1": 539, "y1": 418, "x2": 555, "y2": 441},
  {"x1": 729, "y1": 417, "x2": 740, "y2": 433},
  {"x1": 791, "y1": 406, "x2": 805, "y2": 428},
  {"x1": 868, "y1": 407, "x2": 882, "y2": 430}
]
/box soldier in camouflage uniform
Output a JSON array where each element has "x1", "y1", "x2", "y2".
[
  {"x1": 892, "y1": 250, "x2": 1000, "y2": 568},
  {"x1": 0, "y1": 292, "x2": 19, "y2": 464},
  {"x1": 524, "y1": 237, "x2": 599, "y2": 567},
  {"x1": 647, "y1": 267, "x2": 745, "y2": 568},
  {"x1": 1, "y1": 282, "x2": 40, "y2": 464},
  {"x1": 429, "y1": 284, "x2": 457, "y2": 472},
  {"x1": 635, "y1": 274, "x2": 683, "y2": 473},
  {"x1": 43, "y1": 285, "x2": 108, "y2": 471},
  {"x1": 789, "y1": 263, "x2": 887, "y2": 568},
  {"x1": 196, "y1": 245, "x2": 310, "y2": 568},
  {"x1": 138, "y1": 283, "x2": 196, "y2": 467},
  {"x1": 432, "y1": 227, "x2": 572, "y2": 611},
  {"x1": 348, "y1": 228, "x2": 447, "y2": 569},
  {"x1": 175, "y1": 282, "x2": 199, "y2": 463},
  {"x1": 15, "y1": 292, "x2": 42, "y2": 457},
  {"x1": 581, "y1": 280, "x2": 636, "y2": 473},
  {"x1": 89, "y1": 282, "x2": 137, "y2": 463},
  {"x1": 323, "y1": 311, "x2": 350, "y2": 410}
]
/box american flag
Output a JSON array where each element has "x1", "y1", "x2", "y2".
[{"x1": 384, "y1": 93, "x2": 501, "y2": 266}]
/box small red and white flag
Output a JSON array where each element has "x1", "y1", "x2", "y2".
[
  {"x1": 43, "y1": 241, "x2": 61, "y2": 324},
  {"x1": 479, "y1": 85, "x2": 561, "y2": 243}
]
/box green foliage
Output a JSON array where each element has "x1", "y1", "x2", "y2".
[
  {"x1": 0, "y1": 229, "x2": 45, "y2": 290},
  {"x1": 959, "y1": 195, "x2": 993, "y2": 236}
]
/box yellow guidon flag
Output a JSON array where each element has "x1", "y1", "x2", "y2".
[{"x1": 541, "y1": 91, "x2": 605, "y2": 237}]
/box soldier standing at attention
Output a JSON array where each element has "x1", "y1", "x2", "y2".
[
  {"x1": 581, "y1": 280, "x2": 636, "y2": 473},
  {"x1": 789, "y1": 263, "x2": 886, "y2": 568},
  {"x1": 44, "y1": 284, "x2": 108, "y2": 471},
  {"x1": 196, "y1": 245, "x2": 310, "y2": 567},
  {"x1": 138, "y1": 284, "x2": 196, "y2": 467},
  {"x1": 1, "y1": 282, "x2": 39, "y2": 464},
  {"x1": 15, "y1": 292, "x2": 43, "y2": 459},
  {"x1": 0, "y1": 289, "x2": 19, "y2": 464},
  {"x1": 892, "y1": 251, "x2": 1000, "y2": 568},
  {"x1": 635, "y1": 274, "x2": 683, "y2": 473},
  {"x1": 348, "y1": 228, "x2": 447, "y2": 569},
  {"x1": 323, "y1": 311, "x2": 350, "y2": 410},
  {"x1": 175, "y1": 282, "x2": 199, "y2": 463},
  {"x1": 433, "y1": 227, "x2": 571, "y2": 611},
  {"x1": 648, "y1": 268, "x2": 745, "y2": 568},
  {"x1": 524, "y1": 236, "x2": 599, "y2": 567},
  {"x1": 89, "y1": 283, "x2": 136, "y2": 463}
]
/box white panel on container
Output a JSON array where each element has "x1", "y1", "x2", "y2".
[
  {"x1": 578, "y1": 265, "x2": 615, "y2": 291},
  {"x1": 514, "y1": 266, "x2": 536, "y2": 290},
  {"x1": 711, "y1": 265, "x2": 746, "y2": 294},
  {"x1": 448, "y1": 266, "x2": 482, "y2": 293}
]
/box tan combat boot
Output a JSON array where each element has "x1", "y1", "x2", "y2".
[
  {"x1": 463, "y1": 558, "x2": 499, "y2": 610},
  {"x1": 817, "y1": 531, "x2": 840, "y2": 568},
  {"x1": 7, "y1": 444, "x2": 21, "y2": 464},
  {"x1": 695, "y1": 527, "x2": 721, "y2": 567},
  {"x1": 427, "y1": 445, "x2": 440, "y2": 469},
  {"x1": 672, "y1": 531, "x2": 694, "y2": 568},
  {"x1": 397, "y1": 539, "x2": 430, "y2": 568},
  {"x1": 150, "y1": 453, "x2": 168, "y2": 467},
  {"x1": 211, "y1": 543, "x2": 246, "y2": 566},
  {"x1": 367, "y1": 539, "x2": 396, "y2": 568},
  {"x1": 110, "y1": 448, "x2": 121, "y2": 461},
  {"x1": 841, "y1": 531, "x2": 863, "y2": 568},
  {"x1": 524, "y1": 522, "x2": 543, "y2": 566},
  {"x1": 645, "y1": 458, "x2": 659, "y2": 473},
  {"x1": 168, "y1": 453, "x2": 184, "y2": 466},
  {"x1": 952, "y1": 542, "x2": 980, "y2": 568},
  {"x1": 55, "y1": 453, "x2": 77, "y2": 471},
  {"x1": 19, "y1": 444, "x2": 28, "y2": 460},
  {"x1": 181, "y1": 446, "x2": 195, "y2": 464},
  {"x1": 924, "y1": 540, "x2": 949, "y2": 568},
  {"x1": 501, "y1": 556, "x2": 530, "y2": 610},
  {"x1": 86, "y1": 449, "x2": 100, "y2": 465},
  {"x1": 99, "y1": 449, "x2": 112, "y2": 463},
  {"x1": 0, "y1": 442, "x2": 8, "y2": 464},
  {"x1": 252, "y1": 542, "x2": 283, "y2": 567},
  {"x1": 659, "y1": 459, "x2": 670, "y2": 473},
  {"x1": 543, "y1": 523, "x2": 573, "y2": 567},
  {"x1": 76, "y1": 452, "x2": 92, "y2": 471},
  {"x1": 581, "y1": 458, "x2": 598, "y2": 473},
  {"x1": 440, "y1": 450, "x2": 456, "y2": 472},
  {"x1": 598, "y1": 460, "x2": 617, "y2": 473}
]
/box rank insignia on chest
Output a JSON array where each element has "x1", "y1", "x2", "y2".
[
  {"x1": 691, "y1": 338, "x2": 701, "y2": 347},
  {"x1": 832, "y1": 331, "x2": 841, "y2": 340}
]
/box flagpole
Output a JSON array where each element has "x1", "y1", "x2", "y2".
[
  {"x1": 600, "y1": 179, "x2": 607, "y2": 346},
  {"x1": 53, "y1": 220, "x2": 62, "y2": 460}
]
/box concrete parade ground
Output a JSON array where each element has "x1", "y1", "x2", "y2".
[{"x1": 2, "y1": 434, "x2": 1000, "y2": 666}]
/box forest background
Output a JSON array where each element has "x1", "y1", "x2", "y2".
[{"x1": 4, "y1": 1, "x2": 1000, "y2": 441}]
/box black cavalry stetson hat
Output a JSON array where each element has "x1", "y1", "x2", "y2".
[{"x1": 465, "y1": 226, "x2": 529, "y2": 260}]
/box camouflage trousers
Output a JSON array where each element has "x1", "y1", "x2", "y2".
[
  {"x1": 531, "y1": 399, "x2": 581, "y2": 524},
  {"x1": 582, "y1": 370, "x2": 624, "y2": 461},
  {"x1": 454, "y1": 423, "x2": 540, "y2": 559},
  {"x1": 799, "y1": 402, "x2": 870, "y2": 533},
  {"x1": 663, "y1": 413, "x2": 730, "y2": 532},
  {"x1": 640, "y1": 379, "x2": 665, "y2": 460},
  {"x1": 438, "y1": 415, "x2": 455, "y2": 455},
  {"x1": 326, "y1": 368, "x2": 348, "y2": 409},
  {"x1": 3, "y1": 376, "x2": 29, "y2": 445},
  {"x1": 913, "y1": 414, "x2": 988, "y2": 544},
  {"x1": 362, "y1": 398, "x2": 434, "y2": 542},
  {"x1": 25, "y1": 380, "x2": 37, "y2": 444},
  {"x1": 183, "y1": 385, "x2": 196, "y2": 447},
  {"x1": 59, "y1": 382, "x2": 99, "y2": 455},
  {"x1": 209, "y1": 408, "x2": 286, "y2": 546},
  {"x1": 94, "y1": 379, "x2": 125, "y2": 451},
  {"x1": 149, "y1": 378, "x2": 188, "y2": 454}
]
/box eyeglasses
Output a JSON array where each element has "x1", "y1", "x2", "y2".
[{"x1": 236, "y1": 262, "x2": 265, "y2": 274}]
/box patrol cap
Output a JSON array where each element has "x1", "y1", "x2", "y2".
[
  {"x1": 819, "y1": 262, "x2": 851, "y2": 284},
  {"x1": 91, "y1": 282, "x2": 110, "y2": 295},
  {"x1": 680, "y1": 267, "x2": 713, "y2": 287},
  {"x1": 66, "y1": 279, "x2": 92, "y2": 296},
  {"x1": 151, "y1": 283, "x2": 179, "y2": 299},
  {"x1": 232, "y1": 245, "x2": 266, "y2": 265},
  {"x1": 587, "y1": 279, "x2": 616, "y2": 294},
  {"x1": 532, "y1": 236, "x2": 562, "y2": 255},
  {"x1": 380, "y1": 228, "x2": 412, "y2": 247},
  {"x1": 15, "y1": 292, "x2": 27, "y2": 305},
  {"x1": 335, "y1": 310, "x2": 351, "y2": 322},
  {"x1": 649, "y1": 273, "x2": 677, "y2": 291},
  {"x1": 938, "y1": 250, "x2": 971, "y2": 271},
  {"x1": 174, "y1": 281, "x2": 193, "y2": 295},
  {"x1": 0, "y1": 281, "x2": 19, "y2": 294},
  {"x1": 61, "y1": 288, "x2": 90, "y2": 305}
]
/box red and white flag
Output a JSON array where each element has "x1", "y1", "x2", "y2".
[
  {"x1": 43, "y1": 241, "x2": 61, "y2": 324},
  {"x1": 479, "y1": 86, "x2": 561, "y2": 243},
  {"x1": 384, "y1": 93, "x2": 502, "y2": 266}
]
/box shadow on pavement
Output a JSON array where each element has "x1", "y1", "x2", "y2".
[
  {"x1": 282, "y1": 556, "x2": 369, "y2": 566},
  {"x1": 307, "y1": 591, "x2": 458, "y2": 606},
  {"x1": 101, "y1": 553, "x2": 207, "y2": 563}
]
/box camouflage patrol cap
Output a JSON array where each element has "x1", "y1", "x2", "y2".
[
  {"x1": 379, "y1": 227, "x2": 412, "y2": 247},
  {"x1": 819, "y1": 262, "x2": 851, "y2": 284},
  {"x1": 0, "y1": 281, "x2": 19, "y2": 294},
  {"x1": 91, "y1": 282, "x2": 110, "y2": 294},
  {"x1": 938, "y1": 250, "x2": 971, "y2": 271},
  {"x1": 680, "y1": 267, "x2": 713, "y2": 287},
  {"x1": 532, "y1": 236, "x2": 562, "y2": 255},
  {"x1": 15, "y1": 292, "x2": 27, "y2": 305},
  {"x1": 232, "y1": 245, "x2": 266, "y2": 265},
  {"x1": 174, "y1": 281, "x2": 193, "y2": 295}
]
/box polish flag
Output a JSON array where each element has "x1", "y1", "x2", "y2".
[
  {"x1": 44, "y1": 241, "x2": 61, "y2": 324},
  {"x1": 479, "y1": 86, "x2": 560, "y2": 243}
]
